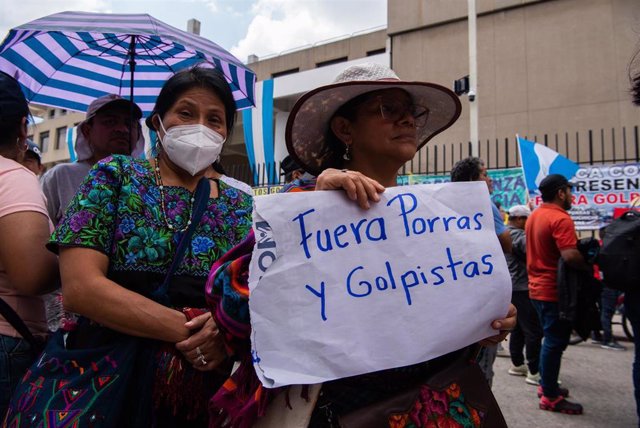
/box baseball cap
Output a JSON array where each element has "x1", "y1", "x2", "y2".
[
  {"x1": 538, "y1": 174, "x2": 575, "y2": 197},
  {"x1": 25, "y1": 139, "x2": 42, "y2": 161},
  {"x1": 85, "y1": 94, "x2": 142, "y2": 121},
  {"x1": 508, "y1": 205, "x2": 531, "y2": 217},
  {"x1": 280, "y1": 155, "x2": 303, "y2": 176}
]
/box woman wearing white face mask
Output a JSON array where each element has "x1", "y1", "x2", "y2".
[{"x1": 46, "y1": 66, "x2": 253, "y2": 427}]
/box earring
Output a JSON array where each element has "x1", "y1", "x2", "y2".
[{"x1": 343, "y1": 144, "x2": 351, "y2": 161}]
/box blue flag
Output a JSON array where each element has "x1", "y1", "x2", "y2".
[{"x1": 517, "y1": 136, "x2": 579, "y2": 191}]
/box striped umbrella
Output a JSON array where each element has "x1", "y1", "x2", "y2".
[{"x1": 0, "y1": 11, "x2": 256, "y2": 115}]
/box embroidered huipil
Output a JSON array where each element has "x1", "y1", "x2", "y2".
[{"x1": 49, "y1": 155, "x2": 252, "y2": 426}]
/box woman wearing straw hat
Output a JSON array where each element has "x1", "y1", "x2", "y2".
[{"x1": 206, "y1": 63, "x2": 516, "y2": 427}]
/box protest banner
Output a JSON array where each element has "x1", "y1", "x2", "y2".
[
  {"x1": 397, "y1": 168, "x2": 528, "y2": 212},
  {"x1": 248, "y1": 182, "x2": 512, "y2": 388},
  {"x1": 396, "y1": 164, "x2": 640, "y2": 230},
  {"x1": 529, "y1": 163, "x2": 640, "y2": 230}
]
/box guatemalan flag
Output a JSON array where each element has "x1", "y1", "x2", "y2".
[
  {"x1": 517, "y1": 136, "x2": 580, "y2": 192},
  {"x1": 242, "y1": 80, "x2": 276, "y2": 184}
]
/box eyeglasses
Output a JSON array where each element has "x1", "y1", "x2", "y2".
[{"x1": 377, "y1": 97, "x2": 430, "y2": 128}]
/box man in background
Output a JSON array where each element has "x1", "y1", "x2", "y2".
[
  {"x1": 41, "y1": 94, "x2": 143, "y2": 225},
  {"x1": 504, "y1": 205, "x2": 543, "y2": 387},
  {"x1": 280, "y1": 154, "x2": 307, "y2": 184},
  {"x1": 526, "y1": 174, "x2": 589, "y2": 414},
  {"x1": 21, "y1": 140, "x2": 44, "y2": 176},
  {"x1": 451, "y1": 156, "x2": 512, "y2": 388}
]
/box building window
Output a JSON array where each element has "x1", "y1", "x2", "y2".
[
  {"x1": 366, "y1": 48, "x2": 386, "y2": 56},
  {"x1": 61, "y1": 109, "x2": 67, "y2": 116},
  {"x1": 48, "y1": 109, "x2": 55, "y2": 119},
  {"x1": 55, "y1": 126, "x2": 67, "y2": 150},
  {"x1": 316, "y1": 57, "x2": 348, "y2": 68},
  {"x1": 39, "y1": 131, "x2": 50, "y2": 153},
  {"x1": 271, "y1": 68, "x2": 299, "y2": 78}
]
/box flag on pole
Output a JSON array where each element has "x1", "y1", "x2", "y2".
[
  {"x1": 517, "y1": 136, "x2": 579, "y2": 191},
  {"x1": 242, "y1": 79, "x2": 276, "y2": 184}
]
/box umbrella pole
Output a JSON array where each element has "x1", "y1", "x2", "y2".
[{"x1": 128, "y1": 35, "x2": 137, "y2": 155}]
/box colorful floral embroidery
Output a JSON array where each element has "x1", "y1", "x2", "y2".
[
  {"x1": 389, "y1": 383, "x2": 484, "y2": 428},
  {"x1": 51, "y1": 155, "x2": 253, "y2": 279}
]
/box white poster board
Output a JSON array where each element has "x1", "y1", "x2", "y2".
[{"x1": 248, "y1": 182, "x2": 511, "y2": 388}]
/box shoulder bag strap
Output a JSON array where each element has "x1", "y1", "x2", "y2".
[
  {"x1": 151, "y1": 177, "x2": 211, "y2": 302},
  {"x1": 0, "y1": 297, "x2": 40, "y2": 349}
]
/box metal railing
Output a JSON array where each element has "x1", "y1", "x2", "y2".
[{"x1": 225, "y1": 126, "x2": 640, "y2": 187}]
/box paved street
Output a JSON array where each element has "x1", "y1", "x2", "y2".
[{"x1": 493, "y1": 316, "x2": 636, "y2": 427}]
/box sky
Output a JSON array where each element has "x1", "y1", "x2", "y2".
[{"x1": 0, "y1": 0, "x2": 387, "y2": 63}]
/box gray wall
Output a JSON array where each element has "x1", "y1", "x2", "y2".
[{"x1": 389, "y1": 0, "x2": 640, "y2": 169}]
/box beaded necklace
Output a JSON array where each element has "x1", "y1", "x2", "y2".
[{"x1": 153, "y1": 157, "x2": 195, "y2": 232}]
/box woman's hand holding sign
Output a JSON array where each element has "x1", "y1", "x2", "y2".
[
  {"x1": 479, "y1": 303, "x2": 517, "y2": 346},
  {"x1": 316, "y1": 168, "x2": 385, "y2": 209}
]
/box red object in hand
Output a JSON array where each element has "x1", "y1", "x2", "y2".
[{"x1": 182, "y1": 307, "x2": 207, "y2": 321}]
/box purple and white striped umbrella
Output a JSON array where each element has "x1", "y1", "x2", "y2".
[{"x1": 0, "y1": 11, "x2": 256, "y2": 114}]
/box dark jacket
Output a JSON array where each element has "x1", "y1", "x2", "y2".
[
  {"x1": 557, "y1": 238, "x2": 601, "y2": 339},
  {"x1": 505, "y1": 226, "x2": 528, "y2": 291}
]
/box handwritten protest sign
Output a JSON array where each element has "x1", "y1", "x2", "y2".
[{"x1": 248, "y1": 182, "x2": 511, "y2": 388}]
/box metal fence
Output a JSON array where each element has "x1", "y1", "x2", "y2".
[{"x1": 225, "y1": 125, "x2": 640, "y2": 187}]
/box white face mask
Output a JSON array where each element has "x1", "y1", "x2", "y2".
[{"x1": 158, "y1": 117, "x2": 226, "y2": 176}]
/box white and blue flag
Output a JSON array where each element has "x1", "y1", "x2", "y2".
[
  {"x1": 517, "y1": 136, "x2": 579, "y2": 191},
  {"x1": 242, "y1": 79, "x2": 276, "y2": 184}
]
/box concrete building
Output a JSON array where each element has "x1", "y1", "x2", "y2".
[
  {"x1": 241, "y1": 0, "x2": 639, "y2": 179},
  {"x1": 27, "y1": 106, "x2": 84, "y2": 167},
  {"x1": 27, "y1": 0, "x2": 640, "y2": 179},
  {"x1": 388, "y1": 0, "x2": 640, "y2": 170}
]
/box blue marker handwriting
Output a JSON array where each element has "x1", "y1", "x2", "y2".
[{"x1": 292, "y1": 192, "x2": 486, "y2": 260}]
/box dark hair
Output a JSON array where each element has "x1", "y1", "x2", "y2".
[
  {"x1": 630, "y1": 49, "x2": 640, "y2": 106},
  {"x1": 324, "y1": 91, "x2": 378, "y2": 168},
  {"x1": 541, "y1": 188, "x2": 559, "y2": 202},
  {"x1": 0, "y1": 116, "x2": 24, "y2": 148},
  {"x1": 0, "y1": 72, "x2": 30, "y2": 148},
  {"x1": 146, "y1": 65, "x2": 237, "y2": 136},
  {"x1": 450, "y1": 157, "x2": 484, "y2": 182}
]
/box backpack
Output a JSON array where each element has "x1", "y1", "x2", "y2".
[{"x1": 598, "y1": 210, "x2": 640, "y2": 291}]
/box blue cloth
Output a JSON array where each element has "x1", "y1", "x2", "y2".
[
  {"x1": 531, "y1": 300, "x2": 572, "y2": 398},
  {"x1": 0, "y1": 335, "x2": 36, "y2": 417},
  {"x1": 517, "y1": 137, "x2": 580, "y2": 191},
  {"x1": 492, "y1": 203, "x2": 506, "y2": 235},
  {"x1": 625, "y1": 290, "x2": 640, "y2": 424}
]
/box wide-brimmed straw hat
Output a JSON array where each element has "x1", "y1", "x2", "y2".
[{"x1": 285, "y1": 62, "x2": 462, "y2": 175}]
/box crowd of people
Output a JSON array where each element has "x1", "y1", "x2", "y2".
[{"x1": 0, "y1": 58, "x2": 637, "y2": 428}]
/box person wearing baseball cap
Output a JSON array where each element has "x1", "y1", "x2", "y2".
[
  {"x1": 41, "y1": 94, "x2": 144, "y2": 224},
  {"x1": 537, "y1": 174, "x2": 575, "y2": 209},
  {"x1": 20, "y1": 140, "x2": 44, "y2": 176},
  {"x1": 279, "y1": 155, "x2": 310, "y2": 183},
  {"x1": 504, "y1": 204, "x2": 544, "y2": 387},
  {"x1": 526, "y1": 174, "x2": 589, "y2": 414}
]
